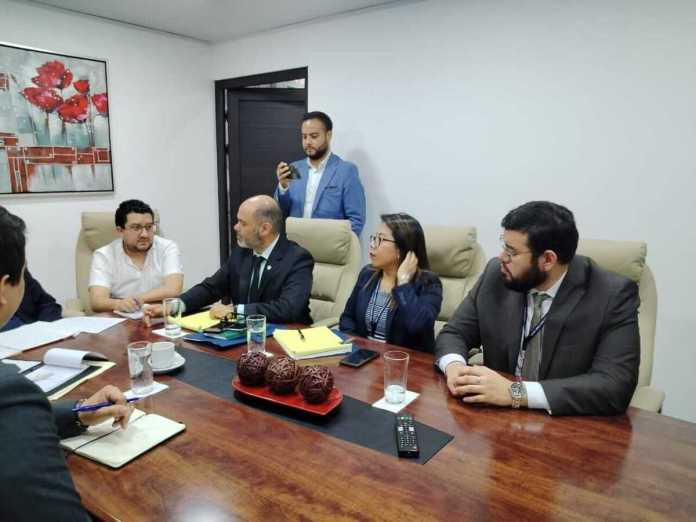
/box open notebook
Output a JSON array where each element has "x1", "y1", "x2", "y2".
[{"x1": 60, "y1": 409, "x2": 186, "y2": 468}]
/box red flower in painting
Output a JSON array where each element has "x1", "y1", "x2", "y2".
[
  {"x1": 31, "y1": 60, "x2": 73, "y2": 89},
  {"x1": 74, "y1": 79, "x2": 90, "y2": 93},
  {"x1": 57, "y1": 94, "x2": 89, "y2": 123},
  {"x1": 21, "y1": 87, "x2": 63, "y2": 112},
  {"x1": 92, "y1": 93, "x2": 108, "y2": 115}
]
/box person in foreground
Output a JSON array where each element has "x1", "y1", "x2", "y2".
[
  {"x1": 275, "y1": 111, "x2": 366, "y2": 235},
  {"x1": 435, "y1": 201, "x2": 640, "y2": 416},
  {"x1": 340, "y1": 213, "x2": 442, "y2": 352},
  {"x1": 1, "y1": 268, "x2": 62, "y2": 332},
  {"x1": 89, "y1": 199, "x2": 184, "y2": 313},
  {"x1": 146, "y1": 195, "x2": 313, "y2": 324},
  {"x1": 0, "y1": 206, "x2": 133, "y2": 521}
]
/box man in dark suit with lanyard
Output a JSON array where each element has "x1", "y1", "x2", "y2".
[
  {"x1": 435, "y1": 201, "x2": 640, "y2": 416},
  {"x1": 155, "y1": 195, "x2": 313, "y2": 324}
]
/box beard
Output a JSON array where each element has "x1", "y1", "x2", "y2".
[
  {"x1": 502, "y1": 260, "x2": 548, "y2": 293},
  {"x1": 305, "y1": 142, "x2": 328, "y2": 161},
  {"x1": 123, "y1": 238, "x2": 152, "y2": 254},
  {"x1": 237, "y1": 228, "x2": 262, "y2": 250}
]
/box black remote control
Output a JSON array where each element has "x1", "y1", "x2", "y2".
[{"x1": 395, "y1": 413, "x2": 419, "y2": 458}]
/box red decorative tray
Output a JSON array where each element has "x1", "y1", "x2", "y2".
[{"x1": 232, "y1": 378, "x2": 343, "y2": 416}]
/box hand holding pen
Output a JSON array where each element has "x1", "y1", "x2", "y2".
[{"x1": 74, "y1": 385, "x2": 135, "y2": 429}]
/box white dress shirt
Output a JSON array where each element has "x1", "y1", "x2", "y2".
[
  {"x1": 438, "y1": 270, "x2": 568, "y2": 414},
  {"x1": 88, "y1": 236, "x2": 183, "y2": 298}
]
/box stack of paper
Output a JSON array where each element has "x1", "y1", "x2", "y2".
[{"x1": 273, "y1": 327, "x2": 352, "y2": 360}]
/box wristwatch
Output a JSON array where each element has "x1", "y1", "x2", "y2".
[{"x1": 509, "y1": 381, "x2": 526, "y2": 409}]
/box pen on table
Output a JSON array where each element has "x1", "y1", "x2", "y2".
[
  {"x1": 298, "y1": 329, "x2": 306, "y2": 341},
  {"x1": 72, "y1": 397, "x2": 140, "y2": 413}
]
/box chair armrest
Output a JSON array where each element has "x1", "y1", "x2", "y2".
[
  {"x1": 311, "y1": 316, "x2": 340, "y2": 328},
  {"x1": 62, "y1": 298, "x2": 86, "y2": 317},
  {"x1": 630, "y1": 385, "x2": 666, "y2": 413}
]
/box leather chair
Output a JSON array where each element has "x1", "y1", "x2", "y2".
[
  {"x1": 577, "y1": 238, "x2": 664, "y2": 413},
  {"x1": 284, "y1": 218, "x2": 361, "y2": 326},
  {"x1": 424, "y1": 225, "x2": 486, "y2": 336},
  {"x1": 63, "y1": 211, "x2": 160, "y2": 316}
]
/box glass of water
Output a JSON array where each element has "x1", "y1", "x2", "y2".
[
  {"x1": 163, "y1": 297, "x2": 183, "y2": 337},
  {"x1": 127, "y1": 341, "x2": 153, "y2": 395},
  {"x1": 246, "y1": 314, "x2": 266, "y2": 354},
  {"x1": 384, "y1": 350, "x2": 409, "y2": 404}
]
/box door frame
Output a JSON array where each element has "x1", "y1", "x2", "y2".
[{"x1": 214, "y1": 67, "x2": 308, "y2": 263}]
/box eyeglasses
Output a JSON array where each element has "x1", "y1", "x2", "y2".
[
  {"x1": 369, "y1": 235, "x2": 396, "y2": 248},
  {"x1": 499, "y1": 235, "x2": 531, "y2": 263},
  {"x1": 125, "y1": 223, "x2": 157, "y2": 234}
]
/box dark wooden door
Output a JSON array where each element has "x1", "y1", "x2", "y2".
[{"x1": 215, "y1": 68, "x2": 307, "y2": 263}]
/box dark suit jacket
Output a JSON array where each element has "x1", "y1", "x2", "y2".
[
  {"x1": 0, "y1": 364, "x2": 89, "y2": 521},
  {"x1": 1, "y1": 270, "x2": 62, "y2": 332},
  {"x1": 340, "y1": 266, "x2": 443, "y2": 352},
  {"x1": 435, "y1": 256, "x2": 640, "y2": 416},
  {"x1": 180, "y1": 235, "x2": 313, "y2": 324},
  {"x1": 274, "y1": 153, "x2": 366, "y2": 235}
]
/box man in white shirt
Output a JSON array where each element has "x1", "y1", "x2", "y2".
[
  {"x1": 435, "y1": 201, "x2": 640, "y2": 416},
  {"x1": 274, "y1": 111, "x2": 366, "y2": 235},
  {"x1": 89, "y1": 199, "x2": 184, "y2": 313}
]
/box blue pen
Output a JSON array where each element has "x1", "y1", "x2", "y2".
[{"x1": 72, "y1": 397, "x2": 140, "y2": 413}]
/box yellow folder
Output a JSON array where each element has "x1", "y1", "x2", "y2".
[
  {"x1": 177, "y1": 310, "x2": 219, "y2": 332},
  {"x1": 273, "y1": 326, "x2": 350, "y2": 357}
]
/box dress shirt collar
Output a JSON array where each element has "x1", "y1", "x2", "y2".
[
  {"x1": 306, "y1": 150, "x2": 331, "y2": 173},
  {"x1": 530, "y1": 268, "x2": 568, "y2": 300},
  {"x1": 254, "y1": 234, "x2": 280, "y2": 259}
]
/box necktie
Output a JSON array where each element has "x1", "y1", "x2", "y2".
[
  {"x1": 247, "y1": 255, "x2": 264, "y2": 304},
  {"x1": 521, "y1": 292, "x2": 550, "y2": 380}
]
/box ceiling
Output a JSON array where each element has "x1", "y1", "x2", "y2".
[{"x1": 17, "y1": 0, "x2": 412, "y2": 43}]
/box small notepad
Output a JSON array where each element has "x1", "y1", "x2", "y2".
[{"x1": 61, "y1": 409, "x2": 185, "y2": 468}]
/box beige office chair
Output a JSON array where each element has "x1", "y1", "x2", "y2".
[
  {"x1": 577, "y1": 238, "x2": 664, "y2": 413},
  {"x1": 285, "y1": 218, "x2": 361, "y2": 326},
  {"x1": 424, "y1": 225, "x2": 486, "y2": 336},
  {"x1": 63, "y1": 211, "x2": 161, "y2": 316}
]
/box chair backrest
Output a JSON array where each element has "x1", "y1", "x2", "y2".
[
  {"x1": 576, "y1": 239, "x2": 656, "y2": 389},
  {"x1": 75, "y1": 211, "x2": 161, "y2": 313},
  {"x1": 285, "y1": 218, "x2": 361, "y2": 324},
  {"x1": 424, "y1": 225, "x2": 486, "y2": 335}
]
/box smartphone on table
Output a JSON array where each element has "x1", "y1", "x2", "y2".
[{"x1": 339, "y1": 348, "x2": 379, "y2": 368}]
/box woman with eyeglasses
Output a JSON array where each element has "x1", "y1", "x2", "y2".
[{"x1": 339, "y1": 213, "x2": 442, "y2": 352}]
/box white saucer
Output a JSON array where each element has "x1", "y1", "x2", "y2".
[{"x1": 150, "y1": 352, "x2": 186, "y2": 374}]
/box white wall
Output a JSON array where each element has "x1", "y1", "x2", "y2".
[
  {"x1": 0, "y1": 0, "x2": 219, "y2": 304},
  {"x1": 211, "y1": 0, "x2": 696, "y2": 422}
]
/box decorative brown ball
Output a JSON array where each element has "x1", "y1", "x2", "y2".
[
  {"x1": 265, "y1": 356, "x2": 300, "y2": 394},
  {"x1": 237, "y1": 352, "x2": 269, "y2": 386},
  {"x1": 298, "y1": 365, "x2": 334, "y2": 404}
]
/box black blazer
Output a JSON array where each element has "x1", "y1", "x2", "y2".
[
  {"x1": 180, "y1": 235, "x2": 313, "y2": 324},
  {"x1": 0, "y1": 364, "x2": 89, "y2": 521},
  {"x1": 1, "y1": 270, "x2": 62, "y2": 332},
  {"x1": 339, "y1": 266, "x2": 443, "y2": 352},
  {"x1": 435, "y1": 256, "x2": 641, "y2": 416}
]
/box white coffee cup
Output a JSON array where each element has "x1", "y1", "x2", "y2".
[{"x1": 151, "y1": 341, "x2": 176, "y2": 369}]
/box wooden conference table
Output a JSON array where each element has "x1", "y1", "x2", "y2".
[{"x1": 23, "y1": 319, "x2": 696, "y2": 521}]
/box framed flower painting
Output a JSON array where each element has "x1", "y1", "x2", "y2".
[{"x1": 0, "y1": 42, "x2": 113, "y2": 194}]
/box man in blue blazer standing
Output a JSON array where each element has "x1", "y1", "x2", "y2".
[{"x1": 275, "y1": 111, "x2": 366, "y2": 236}]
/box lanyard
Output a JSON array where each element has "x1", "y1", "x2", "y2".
[
  {"x1": 520, "y1": 297, "x2": 549, "y2": 350},
  {"x1": 368, "y1": 280, "x2": 392, "y2": 337}
]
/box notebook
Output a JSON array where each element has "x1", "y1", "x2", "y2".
[
  {"x1": 5, "y1": 347, "x2": 115, "y2": 399},
  {"x1": 273, "y1": 327, "x2": 352, "y2": 360},
  {"x1": 177, "y1": 310, "x2": 220, "y2": 332},
  {"x1": 61, "y1": 409, "x2": 186, "y2": 468}
]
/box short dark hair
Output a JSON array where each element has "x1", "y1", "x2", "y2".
[
  {"x1": 115, "y1": 199, "x2": 154, "y2": 228},
  {"x1": 501, "y1": 201, "x2": 578, "y2": 264},
  {"x1": 254, "y1": 198, "x2": 284, "y2": 234},
  {"x1": 381, "y1": 213, "x2": 430, "y2": 271},
  {"x1": 0, "y1": 206, "x2": 27, "y2": 285},
  {"x1": 302, "y1": 111, "x2": 333, "y2": 131}
]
